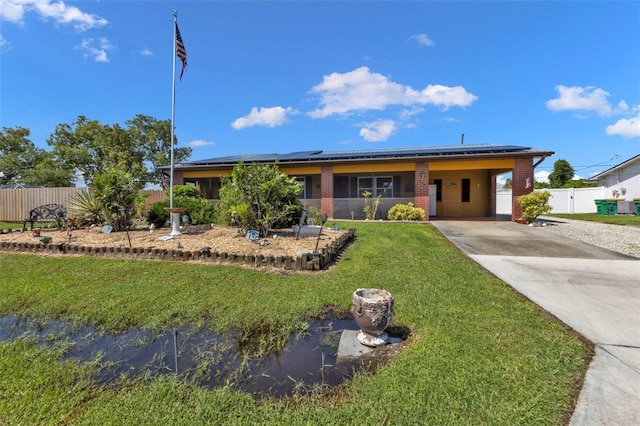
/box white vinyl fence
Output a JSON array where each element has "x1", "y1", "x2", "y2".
[{"x1": 497, "y1": 187, "x2": 606, "y2": 215}]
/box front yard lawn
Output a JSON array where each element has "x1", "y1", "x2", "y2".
[{"x1": 0, "y1": 221, "x2": 589, "y2": 425}]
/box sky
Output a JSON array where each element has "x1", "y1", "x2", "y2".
[{"x1": 1, "y1": 0, "x2": 639, "y2": 186}]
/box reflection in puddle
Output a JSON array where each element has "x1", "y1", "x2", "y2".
[{"x1": 0, "y1": 315, "x2": 363, "y2": 398}]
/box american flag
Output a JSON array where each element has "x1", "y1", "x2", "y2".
[{"x1": 175, "y1": 22, "x2": 187, "y2": 80}]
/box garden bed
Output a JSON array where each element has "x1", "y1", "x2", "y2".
[{"x1": 0, "y1": 225, "x2": 355, "y2": 271}]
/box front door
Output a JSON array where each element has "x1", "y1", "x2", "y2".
[{"x1": 442, "y1": 180, "x2": 461, "y2": 216}]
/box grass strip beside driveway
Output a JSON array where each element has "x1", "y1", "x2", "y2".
[{"x1": 0, "y1": 221, "x2": 589, "y2": 425}]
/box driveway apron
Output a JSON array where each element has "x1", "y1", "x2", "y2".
[{"x1": 431, "y1": 220, "x2": 640, "y2": 426}]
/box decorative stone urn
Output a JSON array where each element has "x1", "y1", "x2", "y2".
[{"x1": 351, "y1": 288, "x2": 394, "y2": 347}]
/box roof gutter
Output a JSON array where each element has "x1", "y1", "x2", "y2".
[{"x1": 533, "y1": 154, "x2": 550, "y2": 169}]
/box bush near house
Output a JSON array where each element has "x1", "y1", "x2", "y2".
[
  {"x1": 517, "y1": 191, "x2": 553, "y2": 223},
  {"x1": 388, "y1": 202, "x2": 426, "y2": 221}
]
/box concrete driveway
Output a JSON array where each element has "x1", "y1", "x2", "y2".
[{"x1": 430, "y1": 220, "x2": 640, "y2": 426}]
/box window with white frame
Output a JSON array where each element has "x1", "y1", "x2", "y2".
[
  {"x1": 295, "y1": 177, "x2": 306, "y2": 199},
  {"x1": 358, "y1": 176, "x2": 393, "y2": 198}
]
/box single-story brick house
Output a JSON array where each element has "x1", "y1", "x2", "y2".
[{"x1": 162, "y1": 144, "x2": 554, "y2": 221}]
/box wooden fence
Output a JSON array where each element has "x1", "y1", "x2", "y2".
[{"x1": 0, "y1": 188, "x2": 166, "y2": 222}]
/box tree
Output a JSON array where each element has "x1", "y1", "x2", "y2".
[
  {"x1": 126, "y1": 114, "x2": 192, "y2": 185},
  {"x1": 0, "y1": 126, "x2": 40, "y2": 185},
  {"x1": 0, "y1": 127, "x2": 74, "y2": 187},
  {"x1": 548, "y1": 159, "x2": 574, "y2": 188},
  {"x1": 217, "y1": 162, "x2": 303, "y2": 236},
  {"x1": 27, "y1": 152, "x2": 76, "y2": 187},
  {"x1": 47, "y1": 114, "x2": 192, "y2": 187}
]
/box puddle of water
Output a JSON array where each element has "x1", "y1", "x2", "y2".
[{"x1": 0, "y1": 315, "x2": 363, "y2": 398}]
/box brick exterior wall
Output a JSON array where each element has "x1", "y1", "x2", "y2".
[
  {"x1": 490, "y1": 174, "x2": 497, "y2": 217},
  {"x1": 414, "y1": 162, "x2": 430, "y2": 221},
  {"x1": 320, "y1": 166, "x2": 334, "y2": 218},
  {"x1": 511, "y1": 158, "x2": 534, "y2": 221},
  {"x1": 173, "y1": 172, "x2": 184, "y2": 185}
]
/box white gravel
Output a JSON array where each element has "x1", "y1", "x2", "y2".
[{"x1": 536, "y1": 216, "x2": 640, "y2": 258}]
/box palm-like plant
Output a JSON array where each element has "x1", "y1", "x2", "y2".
[{"x1": 68, "y1": 189, "x2": 104, "y2": 226}]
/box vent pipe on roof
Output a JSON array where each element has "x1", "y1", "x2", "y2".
[{"x1": 461, "y1": 133, "x2": 464, "y2": 145}]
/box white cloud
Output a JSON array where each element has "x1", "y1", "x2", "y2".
[
  {"x1": 545, "y1": 85, "x2": 613, "y2": 115},
  {"x1": 0, "y1": 34, "x2": 9, "y2": 52},
  {"x1": 399, "y1": 107, "x2": 424, "y2": 121},
  {"x1": 138, "y1": 48, "x2": 152, "y2": 56},
  {"x1": 75, "y1": 37, "x2": 111, "y2": 62},
  {"x1": 496, "y1": 174, "x2": 508, "y2": 187},
  {"x1": 409, "y1": 33, "x2": 434, "y2": 47},
  {"x1": 616, "y1": 100, "x2": 629, "y2": 113},
  {"x1": 0, "y1": 0, "x2": 24, "y2": 22},
  {"x1": 0, "y1": 0, "x2": 108, "y2": 31},
  {"x1": 359, "y1": 120, "x2": 397, "y2": 142},
  {"x1": 535, "y1": 170, "x2": 550, "y2": 183},
  {"x1": 231, "y1": 106, "x2": 298, "y2": 129},
  {"x1": 606, "y1": 113, "x2": 640, "y2": 138},
  {"x1": 308, "y1": 67, "x2": 477, "y2": 118},
  {"x1": 189, "y1": 139, "x2": 215, "y2": 148}
]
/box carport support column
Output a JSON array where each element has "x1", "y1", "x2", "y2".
[
  {"x1": 320, "y1": 166, "x2": 334, "y2": 219},
  {"x1": 490, "y1": 174, "x2": 497, "y2": 217},
  {"x1": 512, "y1": 158, "x2": 534, "y2": 221},
  {"x1": 173, "y1": 171, "x2": 184, "y2": 185},
  {"x1": 414, "y1": 162, "x2": 430, "y2": 221}
]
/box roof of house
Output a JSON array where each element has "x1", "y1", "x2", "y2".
[
  {"x1": 589, "y1": 154, "x2": 640, "y2": 180},
  {"x1": 166, "y1": 144, "x2": 553, "y2": 170}
]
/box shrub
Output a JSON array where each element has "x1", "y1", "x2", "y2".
[
  {"x1": 92, "y1": 168, "x2": 145, "y2": 231},
  {"x1": 517, "y1": 191, "x2": 553, "y2": 223},
  {"x1": 172, "y1": 185, "x2": 200, "y2": 198},
  {"x1": 217, "y1": 162, "x2": 302, "y2": 236},
  {"x1": 147, "y1": 197, "x2": 217, "y2": 228},
  {"x1": 147, "y1": 201, "x2": 170, "y2": 228},
  {"x1": 362, "y1": 191, "x2": 381, "y2": 220},
  {"x1": 388, "y1": 202, "x2": 425, "y2": 221},
  {"x1": 68, "y1": 189, "x2": 104, "y2": 227},
  {"x1": 306, "y1": 205, "x2": 326, "y2": 225}
]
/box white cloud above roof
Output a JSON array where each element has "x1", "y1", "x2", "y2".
[
  {"x1": 0, "y1": 0, "x2": 108, "y2": 31},
  {"x1": 546, "y1": 85, "x2": 639, "y2": 139},
  {"x1": 606, "y1": 114, "x2": 640, "y2": 138},
  {"x1": 546, "y1": 85, "x2": 613, "y2": 115},
  {"x1": 409, "y1": 33, "x2": 435, "y2": 47},
  {"x1": 74, "y1": 37, "x2": 111, "y2": 62},
  {"x1": 308, "y1": 67, "x2": 477, "y2": 118},
  {"x1": 231, "y1": 106, "x2": 298, "y2": 129},
  {"x1": 359, "y1": 120, "x2": 397, "y2": 142},
  {"x1": 189, "y1": 139, "x2": 215, "y2": 148}
]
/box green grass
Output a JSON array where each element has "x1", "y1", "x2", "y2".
[
  {"x1": 0, "y1": 221, "x2": 24, "y2": 230},
  {"x1": 0, "y1": 222, "x2": 589, "y2": 425},
  {"x1": 548, "y1": 213, "x2": 640, "y2": 227}
]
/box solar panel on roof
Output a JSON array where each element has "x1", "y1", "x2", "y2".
[{"x1": 180, "y1": 144, "x2": 538, "y2": 166}]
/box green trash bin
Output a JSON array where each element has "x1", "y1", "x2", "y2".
[
  {"x1": 605, "y1": 198, "x2": 623, "y2": 215},
  {"x1": 594, "y1": 199, "x2": 607, "y2": 215},
  {"x1": 634, "y1": 199, "x2": 640, "y2": 216}
]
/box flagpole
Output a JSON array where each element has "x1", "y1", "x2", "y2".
[
  {"x1": 165, "y1": 10, "x2": 185, "y2": 237},
  {"x1": 169, "y1": 10, "x2": 177, "y2": 210}
]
